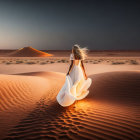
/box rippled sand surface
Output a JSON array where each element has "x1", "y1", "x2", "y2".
[{"x1": 0, "y1": 71, "x2": 140, "y2": 139}]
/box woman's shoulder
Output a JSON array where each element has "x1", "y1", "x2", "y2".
[{"x1": 70, "y1": 53, "x2": 74, "y2": 60}]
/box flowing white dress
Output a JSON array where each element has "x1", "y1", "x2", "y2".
[{"x1": 56, "y1": 54, "x2": 92, "y2": 107}]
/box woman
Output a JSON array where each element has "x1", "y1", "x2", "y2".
[{"x1": 56, "y1": 44, "x2": 92, "y2": 107}]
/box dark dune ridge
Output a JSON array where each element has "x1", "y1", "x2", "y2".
[
  {"x1": 7, "y1": 46, "x2": 53, "y2": 57},
  {"x1": 88, "y1": 71, "x2": 140, "y2": 106},
  {"x1": 0, "y1": 71, "x2": 140, "y2": 140}
]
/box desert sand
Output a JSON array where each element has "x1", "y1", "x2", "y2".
[
  {"x1": 7, "y1": 46, "x2": 53, "y2": 57},
  {"x1": 0, "y1": 71, "x2": 140, "y2": 140},
  {"x1": 1, "y1": 49, "x2": 140, "y2": 57},
  {"x1": 0, "y1": 50, "x2": 140, "y2": 139}
]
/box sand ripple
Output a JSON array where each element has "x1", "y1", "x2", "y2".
[{"x1": 2, "y1": 71, "x2": 140, "y2": 140}]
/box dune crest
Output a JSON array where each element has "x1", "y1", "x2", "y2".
[{"x1": 8, "y1": 46, "x2": 53, "y2": 57}]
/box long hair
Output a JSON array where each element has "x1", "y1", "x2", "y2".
[
  {"x1": 67, "y1": 44, "x2": 88, "y2": 78},
  {"x1": 72, "y1": 44, "x2": 88, "y2": 60}
]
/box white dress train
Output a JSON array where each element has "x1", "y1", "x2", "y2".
[{"x1": 56, "y1": 54, "x2": 92, "y2": 107}]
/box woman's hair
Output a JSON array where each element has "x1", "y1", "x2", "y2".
[{"x1": 72, "y1": 44, "x2": 88, "y2": 60}]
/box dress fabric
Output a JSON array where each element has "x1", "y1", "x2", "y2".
[{"x1": 56, "y1": 53, "x2": 92, "y2": 107}]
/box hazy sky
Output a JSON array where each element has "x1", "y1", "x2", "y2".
[{"x1": 0, "y1": 0, "x2": 140, "y2": 50}]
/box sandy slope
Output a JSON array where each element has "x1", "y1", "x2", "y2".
[
  {"x1": 7, "y1": 47, "x2": 52, "y2": 57},
  {"x1": 0, "y1": 71, "x2": 140, "y2": 139},
  {"x1": 0, "y1": 72, "x2": 65, "y2": 139}
]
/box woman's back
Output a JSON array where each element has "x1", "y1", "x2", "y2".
[{"x1": 69, "y1": 60, "x2": 85, "y2": 84}]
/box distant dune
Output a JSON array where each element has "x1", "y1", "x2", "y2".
[
  {"x1": 0, "y1": 71, "x2": 140, "y2": 139},
  {"x1": 7, "y1": 46, "x2": 53, "y2": 57}
]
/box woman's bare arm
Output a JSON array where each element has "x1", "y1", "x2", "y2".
[
  {"x1": 81, "y1": 60, "x2": 87, "y2": 80},
  {"x1": 67, "y1": 60, "x2": 74, "y2": 75}
]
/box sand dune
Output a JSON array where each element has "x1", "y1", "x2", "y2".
[
  {"x1": 0, "y1": 71, "x2": 140, "y2": 139},
  {"x1": 88, "y1": 71, "x2": 140, "y2": 106},
  {"x1": 8, "y1": 46, "x2": 53, "y2": 57},
  {"x1": 0, "y1": 72, "x2": 65, "y2": 139}
]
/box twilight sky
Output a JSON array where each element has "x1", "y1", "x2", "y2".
[{"x1": 0, "y1": 0, "x2": 140, "y2": 50}]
